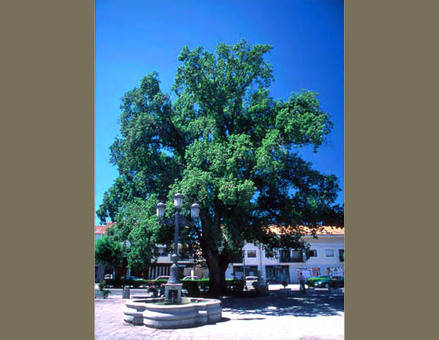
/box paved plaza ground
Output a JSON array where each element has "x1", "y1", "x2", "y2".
[{"x1": 95, "y1": 285, "x2": 344, "y2": 340}]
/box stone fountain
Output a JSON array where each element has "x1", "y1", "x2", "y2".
[{"x1": 123, "y1": 296, "x2": 222, "y2": 328}]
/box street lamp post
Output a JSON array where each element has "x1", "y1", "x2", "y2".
[
  {"x1": 124, "y1": 240, "x2": 131, "y2": 277},
  {"x1": 156, "y1": 193, "x2": 200, "y2": 303},
  {"x1": 122, "y1": 240, "x2": 132, "y2": 299}
]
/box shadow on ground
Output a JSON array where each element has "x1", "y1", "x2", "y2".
[{"x1": 221, "y1": 290, "x2": 344, "y2": 317}]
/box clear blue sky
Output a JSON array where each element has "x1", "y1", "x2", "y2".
[{"x1": 95, "y1": 0, "x2": 344, "y2": 225}]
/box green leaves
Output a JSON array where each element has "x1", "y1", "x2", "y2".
[
  {"x1": 173, "y1": 40, "x2": 273, "y2": 140},
  {"x1": 95, "y1": 235, "x2": 124, "y2": 268},
  {"x1": 111, "y1": 197, "x2": 170, "y2": 272},
  {"x1": 217, "y1": 177, "x2": 256, "y2": 206},
  {"x1": 275, "y1": 91, "x2": 333, "y2": 149},
  {"x1": 254, "y1": 129, "x2": 285, "y2": 176},
  {"x1": 180, "y1": 134, "x2": 256, "y2": 211}
]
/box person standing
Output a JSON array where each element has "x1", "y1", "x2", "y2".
[{"x1": 298, "y1": 271, "x2": 306, "y2": 293}]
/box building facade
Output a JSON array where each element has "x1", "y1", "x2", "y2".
[
  {"x1": 225, "y1": 227, "x2": 344, "y2": 283},
  {"x1": 95, "y1": 223, "x2": 344, "y2": 283}
]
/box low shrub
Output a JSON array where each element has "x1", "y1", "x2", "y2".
[
  {"x1": 128, "y1": 279, "x2": 149, "y2": 288},
  {"x1": 154, "y1": 278, "x2": 168, "y2": 284},
  {"x1": 103, "y1": 279, "x2": 122, "y2": 288},
  {"x1": 97, "y1": 280, "x2": 111, "y2": 299},
  {"x1": 118, "y1": 277, "x2": 245, "y2": 296},
  {"x1": 102, "y1": 289, "x2": 111, "y2": 299},
  {"x1": 103, "y1": 278, "x2": 143, "y2": 288},
  {"x1": 199, "y1": 278, "x2": 209, "y2": 292},
  {"x1": 98, "y1": 279, "x2": 106, "y2": 291}
]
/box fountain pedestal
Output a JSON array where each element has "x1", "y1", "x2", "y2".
[
  {"x1": 164, "y1": 253, "x2": 183, "y2": 304},
  {"x1": 164, "y1": 283, "x2": 182, "y2": 304}
]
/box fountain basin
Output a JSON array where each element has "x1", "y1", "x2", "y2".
[{"x1": 124, "y1": 296, "x2": 222, "y2": 329}]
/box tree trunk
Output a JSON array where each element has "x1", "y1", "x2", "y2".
[
  {"x1": 199, "y1": 209, "x2": 229, "y2": 296},
  {"x1": 205, "y1": 251, "x2": 228, "y2": 296}
]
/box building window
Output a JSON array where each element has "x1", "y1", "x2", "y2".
[
  {"x1": 325, "y1": 249, "x2": 335, "y2": 257},
  {"x1": 279, "y1": 249, "x2": 291, "y2": 262},
  {"x1": 339, "y1": 249, "x2": 344, "y2": 262},
  {"x1": 233, "y1": 265, "x2": 258, "y2": 278},
  {"x1": 247, "y1": 250, "x2": 256, "y2": 258},
  {"x1": 308, "y1": 249, "x2": 317, "y2": 257},
  {"x1": 265, "y1": 249, "x2": 275, "y2": 258},
  {"x1": 291, "y1": 250, "x2": 304, "y2": 262},
  {"x1": 278, "y1": 249, "x2": 303, "y2": 262}
]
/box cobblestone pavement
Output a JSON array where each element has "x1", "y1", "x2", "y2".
[{"x1": 95, "y1": 289, "x2": 344, "y2": 340}]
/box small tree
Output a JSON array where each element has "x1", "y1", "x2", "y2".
[{"x1": 95, "y1": 235, "x2": 124, "y2": 278}]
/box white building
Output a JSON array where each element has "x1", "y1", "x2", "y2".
[
  {"x1": 225, "y1": 226, "x2": 344, "y2": 283},
  {"x1": 95, "y1": 223, "x2": 344, "y2": 283}
]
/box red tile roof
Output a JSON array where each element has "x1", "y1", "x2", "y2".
[
  {"x1": 94, "y1": 222, "x2": 115, "y2": 235},
  {"x1": 267, "y1": 225, "x2": 344, "y2": 236}
]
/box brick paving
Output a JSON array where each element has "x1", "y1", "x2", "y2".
[{"x1": 95, "y1": 289, "x2": 344, "y2": 340}]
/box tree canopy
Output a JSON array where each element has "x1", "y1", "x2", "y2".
[
  {"x1": 97, "y1": 40, "x2": 343, "y2": 294},
  {"x1": 95, "y1": 234, "x2": 124, "y2": 270}
]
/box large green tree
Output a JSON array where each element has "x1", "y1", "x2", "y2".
[{"x1": 97, "y1": 41, "x2": 343, "y2": 295}]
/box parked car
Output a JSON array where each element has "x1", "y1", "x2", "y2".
[
  {"x1": 306, "y1": 276, "x2": 344, "y2": 288},
  {"x1": 104, "y1": 274, "x2": 113, "y2": 280},
  {"x1": 245, "y1": 276, "x2": 259, "y2": 290}
]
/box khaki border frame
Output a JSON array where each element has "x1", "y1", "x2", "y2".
[{"x1": 1, "y1": 1, "x2": 438, "y2": 339}]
